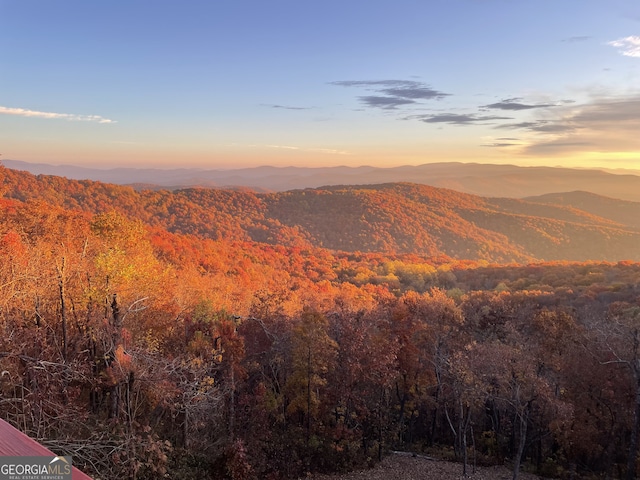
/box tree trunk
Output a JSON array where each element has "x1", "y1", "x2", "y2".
[
  {"x1": 626, "y1": 331, "x2": 640, "y2": 480},
  {"x1": 110, "y1": 294, "x2": 122, "y2": 344},
  {"x1": 462, "y1": 419, "x2": 469, "y2": 476},
  {"x1": 396, "y1": 376, "x2": 407, "y2": 444},
  {"x1": 461, "y1": 401, "x2": 471, "y2": 477},
  {"x1": 378, "y1": 389, "x2": 385, "y2": 461},
  {"x1": 626, "y1": 376, "x2": 640, "y2": 480},
  {"x1": 57, "y1": 256, "x2": 67, "y2": 361},
  {"x1": 471, "y1": 424, "x2": 477, "y2": 475},
  {"x1": 512, "y1": 404, "x2": 530, "y2": 480},
  {"x1": 306, "y1": 346, "x2": 311, "y2": 446},
  {"x1": 229, "y1": 352, "x2": 236, "y2": 439},
  {"x1": 108, "y1": 294, "x2": 122, "y2": 419},
  {"x1": 444, "y1": 404, "x2": 458, "y2": 460},
  {"x1": 430, "y1": 354, "x2": 443, "y2": 445}
]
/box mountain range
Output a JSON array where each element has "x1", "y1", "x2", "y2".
[
  {"x1": 2, "y1": 164, "x2": 640, "y2": 263},
  {"x1": 5, "y1": 159, "x2": 640, "y2": 201}
]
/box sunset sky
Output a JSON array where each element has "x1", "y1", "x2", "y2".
[{"x1": 1, "y1": 0, "x2": 640, "y2": 169}]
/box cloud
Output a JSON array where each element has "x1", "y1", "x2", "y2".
[
  {"x1": 358, "y1": 96, "x2": 416, "y2": 109},
  {"x1": 266, "y1": 144, "x2": 350, "y2": 155},
  {"x1": 496, "y1": 121, "x2": 538, "y2": 129},
  {"x1": 331, "y1": 79, "x2": 449, "y2": 110},
  {"x1": 562, "y1": 36, "x2": 591, "y2": 43},
  {"x1": 527, "y1": 141, "x2": 593, "y2": 150},
  {"x1": 515, "y1": 95, "x2": 640, "y2": 155},
  {"x1": 496, "y1": 121, "x2": 578, "y2": 133},
  {"x1": 481, "y1": 142, "x2": 521, "y2": 147},
  {"x1": 409, "y1": 113, "x2": 512, "y2": 125},
  {"x1": 267, "y1": 144, "x2": 300, "y2": 150},
  {"x1": 608, "y1": 36, "x2": 640, "y2": 57},
  {"x1": 313, "y1": 148, "x2": 351, "y2": 155},
  {"x1": 480, "y1": 135, "x2": 522, "y2": 147},
  {"x1": 262, "y1": 104, "x2": 312, "y2": 110},
  {"x1": 0, "y1": 105, "x2": 116, "y2": 123},
  {"x1": 379, "y1": 86, "x2": 448, "y2": 100},
  {"x1": 483, "y1": 98, "x2": 557, "y2": 110}
]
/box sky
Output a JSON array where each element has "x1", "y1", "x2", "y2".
[{"x1": 1, "y1": 0, "x2": 640, "y2": 170}]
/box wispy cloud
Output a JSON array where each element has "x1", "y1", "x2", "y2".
[
  {"x1": 266, "y1": 144, "x2": 350, "y2": 155},
  {"x1": 493, "y1": 95, "x2": 640, "y2": 155},
  {"x1": 407, "y1": 113, "x2": 512, "y2": 125},
  {"x1": 562, "y1": 36, "x2": 591, "y2": 43},
  {"x1": 526, "y1": 141, "x2": 593, "y2": 151},
  {"x1": 608, "y1": 36, "x2": 640, "y2": 57},
  {"x1": 314, "y1": 148, "x2": 351, "y2": 155},
  {"x1": 481, "y1": 136, "x2": 522, "y2": 147},
  {"x1": 359, "y1": 96, "x2": 416, "y2": 109},
  {"x1": 378, "y1": 85, "x2": 448, "y2": 100},
  {"x1": 267, "y1": 144, "x2": 300, "y2": 150},
  {"x1": 496, "y1": 120, "x2": 578, "y2": 133},
  {"x1": 331, "y1": 79, "x2": 449, "y2": 110},
  {"x1": 261, "y1": 104, "x2": 312, "y2": 110},
  {"x1": 0, "y1": 105, "x2": 116, "y2": 123},
  {"x1": 482, "y1": 97, "x2": 557, "y2": 111},
  {"x1": 481, "y1": 142, "x2": 521, "y2": 147}
]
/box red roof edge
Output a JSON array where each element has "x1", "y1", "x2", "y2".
[{"x1": 0, "y1": 418, "x2": 93, "y2": 480}]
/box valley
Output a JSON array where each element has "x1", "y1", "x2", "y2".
[{"x1": 1, "y1": 163, "x2": 640, "y2": 479}]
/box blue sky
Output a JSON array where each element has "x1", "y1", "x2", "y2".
[{"x1": 1, "y1": 0, "x2": 640, "y2": 169}]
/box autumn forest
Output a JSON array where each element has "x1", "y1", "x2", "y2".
[{"x1": 3, "y1": 165, "x2": 640, "y2": 479}]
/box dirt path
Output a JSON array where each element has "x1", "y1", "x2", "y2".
[{"x1": 307, "y1": 453, "x2": 544, "y2": 480}]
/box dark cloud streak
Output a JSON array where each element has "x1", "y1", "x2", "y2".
[
  {"x1": 358, "y1": 96, "x2": 416, "y2": 109},
  {"x1": 562, "y1": 36, "x2": 591, "y2": 43},
  {"x1": 483, "y1": 98, "x2": 557, "y2": 110},
  {"x1": 380, "y1": 86, "x2": 449, "y2": 100},
  {"x1": 262, "y1": 104, "x2": 312, "y2": 110},
  {"x1": 495, "y1": 121, "x2": 577, "y2": 133},
  {"x1": 481, "y1": 142, "x2": 521, "y2": 147},
  {"x1": 331, "y1": 79, "x2": 449, "y2": 110},
  {"x1": 527, "y1": 141, "x2": 593, "y2": 150},
  {"x1": 411, "y1": 113, "x2": 512, "y2": 125}
]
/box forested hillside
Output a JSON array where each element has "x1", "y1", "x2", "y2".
[
  {"x1": 2, "y1": 166, "x2": 640, "y2": 262},
  {"x1": 525, "y1": 190, "x2": 640, "y2": 230},
  {"x1": 3, "y1": 166, "x2": 640, "y2": 479}
]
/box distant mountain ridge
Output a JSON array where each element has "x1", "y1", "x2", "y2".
[
  {"x1": 524, "y1": 191, "x2": 640, "y2": 230},
  {"x1": 5, "y1": 159, "x2": 640, "y2": 201},
  {"x1": 2, "y1": 165, "x2": 640, "y2": 262}
]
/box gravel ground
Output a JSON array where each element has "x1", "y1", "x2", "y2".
[{"x1": 307, "y1": 453, "x2": 545, "y2": 480}]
